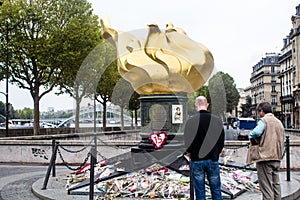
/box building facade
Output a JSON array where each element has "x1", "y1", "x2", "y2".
[
  {"x1": 275, "y1": 4, "x2": 300, "y2": 128},
  {"x1": 278, "y1": 34, "x2": 294, "y2": 128},
  {"x1": 249, "y1": 53, "x2": 281, "y2": 120},
  {"x1": 289, "y1": 4, "x2": 300, "y2": 128}
]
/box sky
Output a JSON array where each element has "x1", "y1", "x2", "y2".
[{"x1": 0, "y1": 0, "x2": 299, "y2": 111}]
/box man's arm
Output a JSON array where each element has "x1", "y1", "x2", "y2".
[{"x1": 248, "y1": 119, "x2": 265, "y2": 139}]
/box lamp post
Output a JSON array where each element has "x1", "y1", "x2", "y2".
[
  {"x1": 254, "y1": 93, "x2": 258, "y2": 121},
  {"x1": 0, "y1": 91, "x2": 8, "y2": 136}
]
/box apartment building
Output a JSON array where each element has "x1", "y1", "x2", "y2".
[
  {"x1": 279, "y1": 4, "x2": 300, "y2": 128},
  {"x1": 278, "y1": 35, "x2": 294, "y2": 128},
  {"x1": 249, "y1": 53, "x2": 281, "y2": 120},
  {"x1": 289, "y1": 4, "x2": 300, "y2": 128}
]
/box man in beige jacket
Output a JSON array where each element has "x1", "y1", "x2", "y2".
[{"x1": 247, "y1": 102, "x2": 285, "y2": 200}]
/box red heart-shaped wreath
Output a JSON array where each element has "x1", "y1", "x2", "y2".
[{"x1": 149, "y1": 131, "x2": 168, "y2": 149}]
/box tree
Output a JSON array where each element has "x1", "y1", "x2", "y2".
[
  {"x1": 111, "y1": 78, "x2": 135, "y2": 130},
  {"x1": 128, "y1": 91, "x2": 140, "y2": 129},
  {"x1": 240, "y1": 95, "x2": 252, "y2": 117},
  {"x1": 0, "y1": 0, "x2": 101, "y2": 135},
  {"x1": 13, "y1": 107, "x2": 34, "y2": 119},
  {"x1": 95, "y1": 60, "x2": 120, "y2": 130},
  {"x1": 0, "y1": 101, "x2": 5, "y2": 117},
  {"x1": 208, "y1": 71, "x2": 240, "y2": 118},
  {"x1": 56, "y1": 36, "x2": 109, "y2": 133}
]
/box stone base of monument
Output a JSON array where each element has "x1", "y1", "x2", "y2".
[{"x1": 137, "y1": 93, "x2": 188, "y2": 150}]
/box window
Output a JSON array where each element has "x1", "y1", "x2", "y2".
[
  {"x1": 272, "y1": 96, "x2": 277, "y2": 105},
  {"x1": 271, "y1": 66, "x2": 275, "y2": 73}
]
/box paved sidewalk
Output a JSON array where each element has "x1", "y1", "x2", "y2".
[
  {"x1": 236, "y1": 171, "x2": 300, "y2": 200},
  {"x1": 32, "y1": 171, "x2": 300, "y2": 200}
]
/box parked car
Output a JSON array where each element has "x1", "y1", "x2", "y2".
[{"x1": 234, "y1": 117, "x2": 257, "y2": 140}]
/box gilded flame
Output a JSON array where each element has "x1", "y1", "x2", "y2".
[{"x1": 101, "y1": 17, "x2": 214, "y2": 94}]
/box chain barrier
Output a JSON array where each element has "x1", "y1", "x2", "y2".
[
  {"x1": 97, "y1": 150, "x2": 106, "y2": 160},
  {"x1": 96, "y1": 137, "x2": 122, "y2": 150},
  {"x1": 96, "y1": 137, "x2": 110, "y2": 146},
  {"x1": 59, "y1": 138, "x2": 93, "y2": 153},
  {"x1": 57, "y1": 146, "x2": 91, "y2": 171},
  {"x1": 282, "y1": 139, "x2": 287, "y2": 159},
  {"x1": 224, "y1": 145, "x2": 247, "y2": 150}
]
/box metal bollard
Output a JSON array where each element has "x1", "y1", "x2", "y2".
[
  {"x1": 52, "y1": 139, "x2": 56, "y2": 177},
  {"x1": 42, "y1": 141, "x2": 59, "y2": 190},
  {"x1": 89, "y1": 136, "x2": 97, "y2": 200},
  {"x1": 286, "y1": 136, "x2": 290, "y2": 181}
]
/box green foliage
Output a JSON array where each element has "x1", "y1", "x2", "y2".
[
  {"x1": 56, "y1": 5, "x2": 105, "y2": 97},
  {"x1": 13, "y1": 107, "x2": 34, "y2": 119},
  {"x1": 111, "y1": 78, "x2": 135, "y2": 109},
  {"x1": 129, "y1": 91, "x2": 140, "y2": 128},
  {"x1": 187, "y1": 85, "x2": 212, "y2": 116},
  {"x1": 0, "y1": 0, "x2": 102, "y2": 134},
  {"x1": 96, "y1": 60, "x2": 120, "y2": 103},
  {"x1": 195, "y1": 85, "x2": 211, "y2": 101},
  {"x1": 95, "y1": 60, "x2": 121, "y2": 129},
  {"x1": 128, "y1": 91, "x2": 140, "y2": 111},
  {"x1": 240, "y1": 95, "x2": 252, "y2": 117},
  {"x1": 208, "y1": 71, "x2": 240, "y2": 117},
  {"x1": 0, "y1": 101, "x2": 5, "y2": 117}
]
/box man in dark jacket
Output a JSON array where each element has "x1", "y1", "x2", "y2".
[{"x1": 184, "y1": 96, "x2": 225, "y2": 200}]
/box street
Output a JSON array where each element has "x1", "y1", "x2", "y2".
[
  {"x1": 0, "y1": 164, "x2": 69, "y2": 200},
  {"x1": 224, "y1": 124, "x2": 239, "y2": 140}
]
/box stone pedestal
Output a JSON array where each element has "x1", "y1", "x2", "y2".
[{"x1": 136, "y1": 93, "x2": 188, "y2": 149}]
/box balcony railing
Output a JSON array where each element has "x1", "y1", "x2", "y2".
[{"x1": 280, "y1": 95, "x2": 294, "y2": 103}]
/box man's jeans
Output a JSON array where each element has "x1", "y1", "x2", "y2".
[{"x1": 190, "y1": 160, "x2": 222, "y2": 200}]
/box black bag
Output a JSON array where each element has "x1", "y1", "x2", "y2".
[{"x1": 250, "y1": 137, "x2": 261, "y2": 145}]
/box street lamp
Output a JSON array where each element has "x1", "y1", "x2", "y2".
[
  {"x1": 0, "y1": 91, "x2": 8, "y2": 136},
  {"x1": 254, "y1": 93, "x2": 258, "y2": 121}
]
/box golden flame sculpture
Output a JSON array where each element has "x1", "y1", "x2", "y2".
[{"x1": 100, "y1": 17, "x2": 214, "y2": 94}]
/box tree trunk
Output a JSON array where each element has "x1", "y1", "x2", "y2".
[
  {"x1": 103, "y1": 99, "x2": 107, "y2": 131},
  {"x1": 33, "y1": 93, "x2": 40, "y2": 136},
  {"x1": 131, "y1": 111, "x2": 134, "y2": 129},
  {"x1": 134, "y1": 108, "x2": 138, "y2": 129},
  {"x1": 75, "y1": 97, "x2": 80, "y2": 133}
]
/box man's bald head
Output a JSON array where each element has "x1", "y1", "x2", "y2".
[{"x1": 195, "y1": 96, "x2": 209, "y2": 111}]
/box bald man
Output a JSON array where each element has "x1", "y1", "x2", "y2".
[{"x1": 184, "y1": 96, "x2": 225, "y2": 200}]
